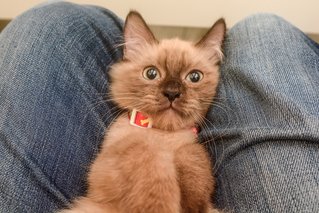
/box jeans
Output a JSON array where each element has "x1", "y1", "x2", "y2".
[{"x1": 0, "y1": 2, "x2": 318, "y2": 213}]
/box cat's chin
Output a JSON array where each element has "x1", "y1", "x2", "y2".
[{"x1": 150, "y1": 108, "x2": 197, "y2": 131}]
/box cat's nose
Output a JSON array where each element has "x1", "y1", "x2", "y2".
[{"x1": 163, "y1": 91, "x2": 181, "y2": 102}]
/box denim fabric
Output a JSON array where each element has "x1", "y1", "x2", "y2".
[
  {"x1": 0, "y1": 2, "x2": 123, "y2": 212},
  {"x1": 205, "y1": 14, "x2": 319, "y2": 212},
  {"x1": 0, "y1": 2, "x2": 318, "y2": 213}
]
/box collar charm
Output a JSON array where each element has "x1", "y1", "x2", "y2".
[{"x1": 129, "y1": 109, "x2": 153, "y2": 128}]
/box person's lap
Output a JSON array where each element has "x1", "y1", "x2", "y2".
[
  {"x1": 0, "y1": 2, "x2": 318, "y2": 212},
  {"x1": 0, "y1": 2, "x2": 123, "y2": 212},
  {"x1": 206, "y1": 14, "x2": 319, "y2": 212}
]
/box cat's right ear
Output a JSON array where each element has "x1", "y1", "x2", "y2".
[{"x1": 123, "y1": 11, "x2": 158, "y2": 59}]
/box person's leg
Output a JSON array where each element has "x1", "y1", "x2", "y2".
[
  {"x1": 202, "y1": 14, "x2": 319, "y2": 212},
  {"x1": 0, "y1": 2, "x2": 122, "y2": 212}
]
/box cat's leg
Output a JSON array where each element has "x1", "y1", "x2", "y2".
[
  {"x1": 0, "y1": 2, "x2": 123, "y2": 212},
  {"x1": 174, "y1": 143, "x2": 219, "y2": 213}
]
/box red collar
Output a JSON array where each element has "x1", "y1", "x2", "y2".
[
  {"x1": 128, "y1": 109, "x2": 153, "y2": 128},
  {"x1": 128, "y1": 109, "x2": 199, "y2": 134}
]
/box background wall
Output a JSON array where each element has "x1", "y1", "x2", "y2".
[{"x1": 0, "y1": 0, "x2": 319, "y2": 34}]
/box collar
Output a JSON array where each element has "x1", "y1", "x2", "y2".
[
  {"x1": 128, "y1": 109, "x2": 199, "y2": 134},
  {"x1": 128, "y1": 109, "x2": 153, "y2": 128}
]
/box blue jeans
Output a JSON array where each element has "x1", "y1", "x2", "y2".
[{"x1": 0, "y1": 2, "x2": 318, "y2": 213}]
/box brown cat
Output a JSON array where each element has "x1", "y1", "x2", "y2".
[{"x1": 60, "y1": 11, "x2": 226, "y2": 213}]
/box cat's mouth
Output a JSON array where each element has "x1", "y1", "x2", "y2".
[{"x1": 157, "y1": 101, "x2": 184, "y2": 116}]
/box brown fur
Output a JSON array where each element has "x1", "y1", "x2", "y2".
[{"x1": 60, "y1": 11, "x2": 226, "y2": 213}]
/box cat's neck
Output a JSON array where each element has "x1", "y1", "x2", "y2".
[{"x1": 128, "y1": 109, "x2": 199, "y2": 134}]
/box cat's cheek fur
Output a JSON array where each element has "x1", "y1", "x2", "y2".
[{"x1": 109, "y1": 61, "x2": 159, "y2": 111}]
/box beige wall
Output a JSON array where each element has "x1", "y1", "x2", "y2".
[{"x1": 1, "y1": 0, "x2": 318, "y2": 33}]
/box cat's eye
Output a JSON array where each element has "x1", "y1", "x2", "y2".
[
  {"x1": 143, "y1": 67, "x2": 160, "y2": 80},
  {"x1": 186, "y1": 70, "x2": 203, "y2": 83}
]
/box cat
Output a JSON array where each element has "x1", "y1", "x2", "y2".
[{"x1": 60, "y1": 11, "x2": 226, "y2": 213}]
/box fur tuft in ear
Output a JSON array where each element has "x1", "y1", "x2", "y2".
[
  {"x1": 123, "y1": 11, "x2": 158, "y2": 59},
  {"x1": 196, "y1": 18, "x2": 226, "y2": 62}
]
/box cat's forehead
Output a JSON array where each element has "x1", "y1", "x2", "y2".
[{"x1": 156, "y1": 39, "x2": 198, "y2": 75}]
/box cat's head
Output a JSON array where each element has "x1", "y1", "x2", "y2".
[{"x1": 110, "y1": 11, "x2": 226, "y2": 131}]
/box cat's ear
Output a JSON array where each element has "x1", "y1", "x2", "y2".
[
  {"x1": 196, "y1": 18, "x2": 226, "y2": 62},
  {"x1": 123, "y1": 11, "x2": 158, "y2": 59}
]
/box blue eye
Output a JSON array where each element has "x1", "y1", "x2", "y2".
[
  {"x1": 186, "y1": 70, "x2": 203, "y2": 82},
  {"x1": 143, "y1": 67, "x2": 160, "y2": 80}
]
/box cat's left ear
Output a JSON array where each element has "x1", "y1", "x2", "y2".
[
  {"x1": 196, "y1": 18, "x2": 226, "y2": 62},
  {"x1": 123, "y1": 11, "x2": 158, "y2": 59}
]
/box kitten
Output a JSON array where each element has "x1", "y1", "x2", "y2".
[{"x1": 61, "y1": 11, "x2": 226, "y2": 213}]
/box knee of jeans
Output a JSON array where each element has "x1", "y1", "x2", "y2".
[
  {"x1": 229, "y1": 13, "x2": 293, "y2": 37},
  {"x1": 14, "y1": 2, "x2": 85, "y2": 29},
  {"x1": 9, "y1": 2, "x2": 122, "y2": 41}
]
